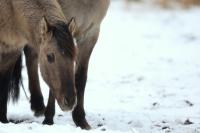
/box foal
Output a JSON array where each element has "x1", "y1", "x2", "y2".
[
  {"x1": 24, "y1": 0, "x2": 110, "y2": 129},
  {"x1": 0, "y1": 0, "x2": 76, "y2": 124}
]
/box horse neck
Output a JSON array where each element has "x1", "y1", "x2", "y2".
[{"x1": 39, "y1": 0, "x2": 67, "y2": 24}]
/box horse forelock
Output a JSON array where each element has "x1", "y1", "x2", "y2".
[{"x1": 50, "y1": 21, "x2": 76, "y2": 60}]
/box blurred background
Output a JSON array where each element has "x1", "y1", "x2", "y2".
[
  {"x1": 86, "y1": 0, "x2": 200, "y2": 132},
  {"x1": 123, "y1": 0, "x2": 200, "y2": 8}
]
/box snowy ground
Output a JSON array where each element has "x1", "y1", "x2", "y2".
[{"x1": 1, "y1": 1, "x2": 200, "y2": 133}]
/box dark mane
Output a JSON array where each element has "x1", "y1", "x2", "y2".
[{"x1": 50, "y1": 21, "x2": 76, "y2": 59}]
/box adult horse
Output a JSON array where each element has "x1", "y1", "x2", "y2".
[
  {"x1": 24, "y1": 0, "x2": 110, "y2": 130},
  {"x1": 0, "y1": 0, "x2": 76, "y2": 125}
]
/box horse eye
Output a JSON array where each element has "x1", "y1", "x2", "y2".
[{"x1": 47, "y1": 53, "x2": 55, "y2": 63}]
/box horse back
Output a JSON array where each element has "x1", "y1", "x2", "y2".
[
  {"x1": 0, "y1": 0, "x2": 27, "y2": 53},
  {"x1": 57, "y1": 0, "x2": 110, "y2": 37}
]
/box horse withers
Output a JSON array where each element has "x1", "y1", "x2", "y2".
[
  {"x1": 25, "y1": 0, "x2": 110, "y2": 130},
  {"x1": 0, "y1": 0, "x2": 76, "y2": 125}
]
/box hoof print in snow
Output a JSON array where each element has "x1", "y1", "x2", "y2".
[
  {"x1": 97, "y1": 123, "x2": 104, "y2": 127},
  {"x1": 137, "y1": 76, "x2": 144, "y2": 82},
  {"x1": 128, "y1": 121, "x2": 132, "y2": 125},
  {"x1": 184, "y1": 119, "x2": 193, "y2": 125},
  {"x1": 154, "y1": 124, "x2": 161, "y2": 127},
  {"x1": 162, "y1": 126, "x2": 170, "y2": 130},
  {"x1": 9, "y1": 119, "x2": 29, "y2": 124},
  {"x1": 151, "y1": 102, "x2": 159, "y2": 109},
  {"x1": 184, "y1": 100, "x2": 193, "y2": 107},
  {"x1": 58, "y1": 114, "x2": 64, "y2": 117},
  {"x1": 152, "y1": 102, "x2": 158, "y2": 106},
  {"x1": 101, "y1": 128, "x2": 106, "y2": 131}
]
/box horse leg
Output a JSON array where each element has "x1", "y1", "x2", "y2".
[
  {"x1": 0, "y1": 51, "x2": 21, "y2": 123},
  {"x1": 24, "y1": 46, "x2": 45, "y2": 116},
  {"x1": 72, "y1": 30, "x2": 99, "y2": 130},
  {"x1": 42, "y1": 90, "x2": 55, "y2": 125},
  {"x1": 72, "y1": 63, "x2": 90, "y2": 129},
  {"x1": 0, "y1": 75, "x2": 9, "y2": 123},
  {"x1": 0, "y1": 102, "x2": 8, "y2": 123},
  {"x1": 0, "y1": 72, "x2": 12, "y2": 123}
]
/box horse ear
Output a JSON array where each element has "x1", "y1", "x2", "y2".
[
  {"x1": 39, "y1": 17, "x2": 50, "y2": 39},
  {"x1": 68, "y1": 17, "x2": 76, "y2": 36}
]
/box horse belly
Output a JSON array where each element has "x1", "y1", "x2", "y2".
[{"x1": 0, "y1": 50, "x2": 21, "y2": 74}]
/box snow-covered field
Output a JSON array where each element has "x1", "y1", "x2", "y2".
[{"x1": 1, "y1": 1, "x2": 200, "y2": 133}]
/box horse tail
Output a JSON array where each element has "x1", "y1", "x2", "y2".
[{"x1": 8, "y1": 53, "x2": 23, "y2": 102}]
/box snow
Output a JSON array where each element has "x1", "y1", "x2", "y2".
[{"x1": 1, "y1": 1, "x2": 200, "y2": 133}]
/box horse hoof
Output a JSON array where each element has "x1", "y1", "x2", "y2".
[
  {"x1": 81, "y1": 122, "x2": 91, "y2": 130},
  {"x1": 30, "y1": 95, "x2": 45, "y2": 114},
  {"x1": 0, "y1": 118, "x2": 9, "y2": 123},
  {"x1": 34, "y1": 108, "x2": 45, "y2": 117},
  {"x1": 42, "y1": 119, "x2": 54, "y2": 125},
  {"x1": 76, "y1": 119, "x2": 91, "y2": 130},
  {"x1": 83, "y1": 124, "x2": 91, "y2": 130}
]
